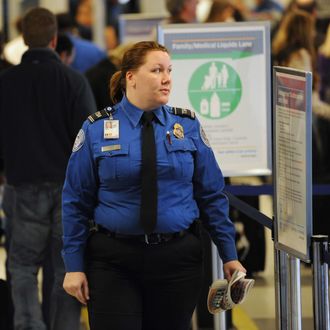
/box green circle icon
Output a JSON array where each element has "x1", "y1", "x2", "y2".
[{"x1": 188, "y1": 61, "x2": 242, "y2": 119}]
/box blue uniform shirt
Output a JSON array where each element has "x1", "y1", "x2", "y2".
[{"x1": 62, "y1": 96, "x2": 238, "y2": 272}]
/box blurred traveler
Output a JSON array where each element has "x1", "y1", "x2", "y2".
[
  {"x1": 3, "y1": 17, "x2": 28, "y2": 65},
  {"x1": 318, "y1": 23, "x2": 330, "y2": 103},
  {"x1": 273, "y1": 9, "x2": 330, "y2": 237},
  {"x1": 0, "y1": 31, "x2": 12, "y2": 71},
  {"x1": 55, "y1": 33, "x2": 75, "y2": 65},
  {"x1": 75, "y1": 0, "x2": 93, "y2": 40},
  {"x1": 205, "y1": 0, "x2": 245, "y2": 22},
  {"x1": 165, "y1": 0, "x2": 199, "y2": 23},
  {"x1": 56, "y1": 13, "x2": 106, "y2": 73},
  {"x1": 85, "y1": 56, "x2": 117, "y2": 110},
  {"x1": 0, "y1": 7, "x2": 97, "y2": 330}
]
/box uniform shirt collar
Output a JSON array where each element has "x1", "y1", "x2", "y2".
[{"x1": 119, "y1": 95, "x2": 166, "y2": 127}]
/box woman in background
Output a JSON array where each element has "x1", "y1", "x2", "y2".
[{"x1": 273, "y1": 10, "x2": 330, "y2": 237}]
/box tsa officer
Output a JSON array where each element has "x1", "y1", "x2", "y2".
[{"x1": 62, "y1": 41, "x2": 246, "y2": 330}]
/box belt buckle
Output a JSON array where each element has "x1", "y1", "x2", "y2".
[{"x1": 144, "y1": 234, "x2": 162, "y2": 245}]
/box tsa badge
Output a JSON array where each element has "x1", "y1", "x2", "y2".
[
  {"x1": 200, "y1": 125, "x2": 211, "y2": 148},
  {"x1": 173, "y1": 123, "x2": 184, "y2": 139},
  {"x1": 72, "y1": 129, "x2": 85, "y2": 152}
]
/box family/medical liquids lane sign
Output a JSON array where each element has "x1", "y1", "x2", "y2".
[{"x1": 158, "y1": 22, "x2": 272, "y2": 177}]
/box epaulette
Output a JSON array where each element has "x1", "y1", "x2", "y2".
[
  {"x1": 171, "y1": 107, "x2": 196, "y2": 120},
  {"x1": 87, "y1": 108, "x2": 110, "y2": 123}
]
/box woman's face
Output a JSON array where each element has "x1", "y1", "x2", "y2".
[{"x1": 126, "y1": 50, "x2": 172, "y2": 111}]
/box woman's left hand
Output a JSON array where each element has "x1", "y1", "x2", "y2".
[{"x1": 223, "y1": 260, "x2": 246, "y2": 281}]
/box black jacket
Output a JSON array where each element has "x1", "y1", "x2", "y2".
[
  {"x1": 0, "y1": 48, "x2": 97, "y2": 185},
  {"x1": 85, "y1": 57, "x2": 117, "y2": 110}
]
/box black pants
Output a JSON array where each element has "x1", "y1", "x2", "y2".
[{"x1": 86, "y1": 230, "x2": 204, "y2": 330}]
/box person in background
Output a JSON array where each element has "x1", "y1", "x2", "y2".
[
  {"x1": 0, "y1": 7, "x2": 97, "y2": 329},
  {"x1": 252, "y1": 0, "x2": 283, "y2": 20},
  {"x1": 61, "y1": 41, "x2": 246, "y2": 330},
  {"x1": 56, "y1": 33, "x2": 75, "y2": 66},
  {"x1": 85, "y1": 54, "x2": 118, "y2": 110},
  {"x1": 270, "y1": 0, "x2": 317, "y2": 41},
  {"x1": 233, "y1": 0, "x2": 283, "y2": 25},
  {"x1": 272, "y1": 9, "x2": 316, "y2": 78},
  {"x1": 74, "y1": 0, "x2": 93, "y2": 40},
  {"x1": 273, "y1": 9, "x2": 330, "y2": 238},
  {"x1": 318, "y1": 23, "x2": 330, "y2": 104},
  {"x1": 205, "y1": 0, "x2": 245, "y2": 23},
  {"x1": 56, "y1": 13, "x2": 106, "y2": 73},
  {"x1": 314, "y1": 22, "x2": 330, "y2": 237},
  {"x1": 104, "y1": 25, "x2": 118, "y2": 52},
  {"x1": 85, "y1": 42, "x2": 135, "y2": 111},
  {"x1": 0, "y1": 32, "x2": 12, "y2": 71},
  {"x1": 3, "y1": 17, "x2": 28, "y2": 65},
  {"x1": 287, "y1": 0, "x2": 317, "y2": 17},
  {"x1": 0, "y1": 30, "x2": 14, "y2": 330},
  {"x1": 165, "y1": 0, "x2": 199, "y2": 23}
]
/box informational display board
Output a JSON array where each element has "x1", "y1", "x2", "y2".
[
  {"x1": 273, "y1": 66, "x2": 312, "y2": 262},
  {"x1": 158, "y1": 22, "x2": 272, "y2": 177},
  {"x1": 118, "y1": 13, "x2": 165, "y2": 44}
]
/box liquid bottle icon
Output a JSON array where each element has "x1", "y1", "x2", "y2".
[
  {"x1": 210, "y1": 92, "x2": 221, "y2": 118},
  {"x1": 200, "y1": 99, "x2": 209, "y2": 115}
]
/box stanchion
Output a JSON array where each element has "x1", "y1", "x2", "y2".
[
  {"x1": 275, "y1": 249, "x2": 289, "y2": 330},
  {"x1": 275, "y1": 250, "x2": 302, "y2": 330},
  {"x1": 288, "y1": 256, "x2": 301, "y2": 330},
  {"x1": 312, "y1": 235, "x2": 330, "y2": 330},
  {"x1": 211, "y1": 243, "x2": 226, "y2": 330}
]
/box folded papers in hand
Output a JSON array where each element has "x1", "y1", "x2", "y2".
[{"x1": 207, "y1": 269, "x2": 255, "y2": 314}]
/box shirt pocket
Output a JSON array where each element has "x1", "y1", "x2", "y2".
[
  {"x1": 98, "y1": 144, "x2": 130, "y2": 182},
  {"x1": 165, "y1": 138, "x2": 196, "y2": 180}
]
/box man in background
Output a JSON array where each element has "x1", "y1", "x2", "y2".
[{"x1": 0, "y1": 7, "x2": 96, "y2": 330}]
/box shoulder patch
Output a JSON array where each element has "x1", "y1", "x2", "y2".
[
  {"x1": 200, "y1": 125, "x2": 211, "y2": 148},
  {"x1": 72, "y1": 129, "x2": 85, "y2": 152},
  {"x1": 87, "y1": 108, "x2": 109, "y2": 123},
  {"x1": 172, "y1": 107, "x2": 195, "y2": 120}
]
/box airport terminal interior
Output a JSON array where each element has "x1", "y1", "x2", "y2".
[{"x1": 1, "y1": 0, "x2": 330, "y2": 329}]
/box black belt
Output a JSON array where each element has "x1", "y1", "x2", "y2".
[{"x1": 95, "y1": 224, "x2": 187, "y2": 245}]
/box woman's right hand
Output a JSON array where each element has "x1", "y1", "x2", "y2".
[{"x1": 63, "y1": 272, "x2": 90, "y2": 305}]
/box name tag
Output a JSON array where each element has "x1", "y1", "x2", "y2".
[
  {"x1": 101, "y1": 145, "x2": 121, "y2": 152},
  {"x1": 104, "y1": 120, "x2": 119, "y2": 139}
]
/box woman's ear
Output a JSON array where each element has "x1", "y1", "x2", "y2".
[{"x1": 126, "y1": 71, "x2": 136, "y2": 88}]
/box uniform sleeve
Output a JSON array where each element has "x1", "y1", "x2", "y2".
[
  {"x1": 62, "y1": 121, "x2": 98, "y2": 272},
  {"x1": 192, "y1": 120, "x2": 238, "y2": 263}
]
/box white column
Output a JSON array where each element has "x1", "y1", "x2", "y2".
[
  {"x1": 139, "y1": 0, "x2": 167, "y2": 14},
  {"x1": 91, "y1": 0, "x2": 106, "y2": 49},
  {"x1": 39, "y1": 0, "x2": 68, "y2": 13},
  {"x1": 7, "y1": 0, "x2": 20, "y2": 40}
]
